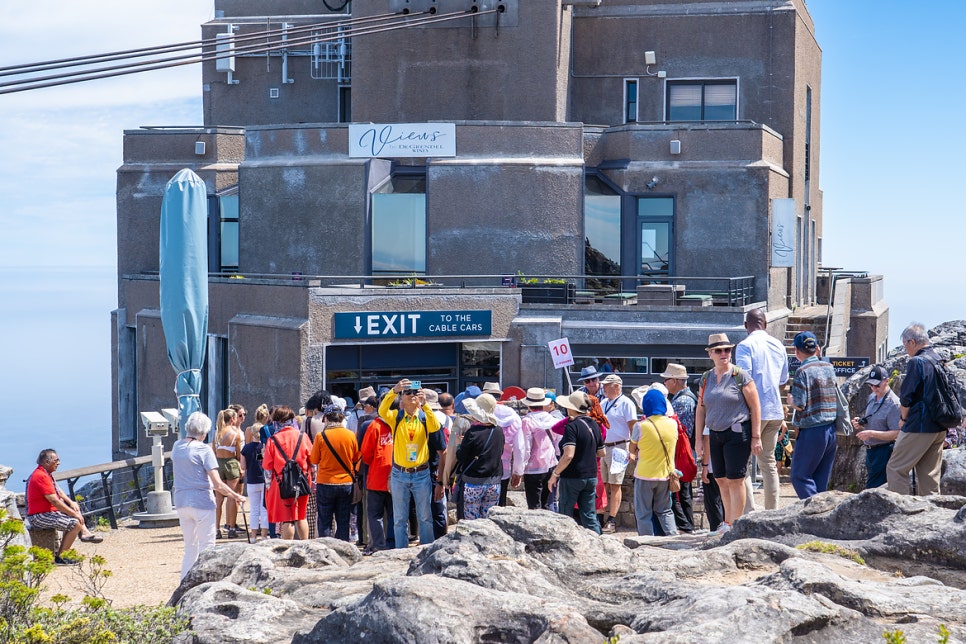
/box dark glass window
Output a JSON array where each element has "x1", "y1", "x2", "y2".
[
  {"x1": 667, "y1": 80, "x2": 737, "y2": 121},
  {"x1": 637, "y1": 197, "x2": 673, "y2": 277},
  {"x1": 584, "y1": 176, "x2": 622, "y2": 276},
  {"x1": 625, "y1": 79, "x2": 638, "y2": 123}
]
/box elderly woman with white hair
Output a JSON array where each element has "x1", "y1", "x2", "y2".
[{"x1": 173, "y1": 411, "x2": 246, "y2": 580}]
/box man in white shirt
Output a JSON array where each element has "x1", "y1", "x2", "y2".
[
  {"x1": 734, "y1": 308, "x2": 789, "y2": 509},
  {"x1": 599, "y1": 374, "x2": 639, "y2": 533}
]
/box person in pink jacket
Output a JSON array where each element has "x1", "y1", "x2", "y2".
[
  {"x1": 494, "y1": 401, "x2": 527, "y2": 506},
  {"x1": 520, "y1": 388, "x2": 560, "y2": 509}
]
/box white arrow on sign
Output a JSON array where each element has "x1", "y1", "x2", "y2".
[{"x1": 354, "y1": 316, "x2": 362, "y2": 333}]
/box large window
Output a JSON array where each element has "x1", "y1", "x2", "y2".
[
  {"x1": 372, "y1": 174, "x2": 426, "y2": 274},
  {"x1": 584, "y1": 176, "x2": 622, "y2": 276},
  {"x1": 667, "y1": 80, "x2": 737, "y2": 121},
  {"x1": 638, "y1": 197, "x2": 673, "y2": 277}
]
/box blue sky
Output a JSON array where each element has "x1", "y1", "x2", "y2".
[{"x1": 0, "y1": 0, "x2": 962, "y2": 341}]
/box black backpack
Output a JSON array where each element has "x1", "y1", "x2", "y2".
[
  {"x1": 270, "y1": 432, "x2": 311, "y2": 499},
  {"x1": 921, "y1": 353, "x2": 964, "y2": 429}
]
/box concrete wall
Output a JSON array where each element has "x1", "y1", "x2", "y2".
[{"x1": 351, "y1": 1, "x2": 570, "y2": 123}]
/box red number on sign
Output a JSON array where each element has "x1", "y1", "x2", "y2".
[{"x1": 551, "y1": 344, "x2": 569, "y2": 356}]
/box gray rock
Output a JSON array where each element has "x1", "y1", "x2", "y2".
[{"x1": 172, "y1": 503, "x2": 966, "y2": 643}]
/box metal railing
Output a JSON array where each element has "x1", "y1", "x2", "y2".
[
  {"x1": 48, "y1": 454, "x2": 173, "y2": 530},
  {"x1": 134, "y1": 271, "x2": 758, "y2": 307}
]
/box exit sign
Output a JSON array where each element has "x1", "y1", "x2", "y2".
[{"x1": 334, "y1": 310, "x2": 492, "y2": 339}]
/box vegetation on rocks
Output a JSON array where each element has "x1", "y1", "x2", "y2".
[{"x1": 0, "y1": 508, "x2": 188, "y2": 643}]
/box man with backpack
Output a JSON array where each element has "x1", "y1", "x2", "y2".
[
  {"x1": 378, "y1": 378, "x2": 441, "y2": 548},
  {"x1": 888, "y1": 323, "x2": 959, "y2": 495}
]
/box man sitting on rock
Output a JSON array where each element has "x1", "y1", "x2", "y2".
[{"x1": 26, "y1": 448, "x2": 103, "y2": 564}]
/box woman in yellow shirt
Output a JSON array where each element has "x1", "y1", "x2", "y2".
[{"x1": 629, "y1": 388, "x2": 679, "y2": 536}]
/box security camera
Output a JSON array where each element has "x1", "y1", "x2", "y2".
[{"x1": 140, "y1": 411, "x2": 170, "y2": 437}]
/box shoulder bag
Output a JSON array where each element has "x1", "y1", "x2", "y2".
[
  {"x1": 320, "y1": 429, "x2": 364, "y2": 504},
  {"x1": 647, "y1": 419, "x2": 681, "y2": 493}
]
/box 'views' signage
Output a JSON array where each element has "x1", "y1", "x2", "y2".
[
  {"x1": 334, "y1": 310, "x2": 491, "y2": 339},
  {"x1": 348, "y1": 123, "x2": 456, "y2": 158}
]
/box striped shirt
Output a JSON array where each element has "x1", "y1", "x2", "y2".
[{"x1": 791, "y1": 356, "x2": 838, "y2": 428}]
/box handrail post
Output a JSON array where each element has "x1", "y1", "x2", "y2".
[
  {"x1": 131, "y1": 464, "x2": 146, "y2": 513},
  {"x1": 100, "y1": 471, "x2": 118, "y2": 530}
]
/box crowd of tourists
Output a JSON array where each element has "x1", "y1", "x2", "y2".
[{"x1": 149, "y1": 318, "x2": 956, "y2": 578}]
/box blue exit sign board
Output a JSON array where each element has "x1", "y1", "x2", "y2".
[{"x1": 334, "y1": 310, "x2": 492, "y2": 339}]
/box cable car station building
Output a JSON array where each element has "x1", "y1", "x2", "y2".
[{"x1": 112, "y1": 0, "x2": 888, "y2": 456}]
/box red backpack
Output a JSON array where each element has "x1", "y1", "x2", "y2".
[{"x1": 671, "y1": 414, "x2": 697, "y2": 483}]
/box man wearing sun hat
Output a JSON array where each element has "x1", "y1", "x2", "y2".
[
  {"x1": 548, "y1": 391, "x2": 606, "y2": 533},
  {"x1": 520, "y1": 388, "x2": 560, "y2": 510},
  {"x1": 599, "y1": 374, "x2": 638, "y2": 533},
  {"x1": 577, "y1": 365, "x2": 605, "y2": 401},
  {"x1": 852, "y1": 365, "x2": 901, "y2": 489}
]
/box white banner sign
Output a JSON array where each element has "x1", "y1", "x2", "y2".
[
  {"x1": 548, "y1": 337, "x2": 575, "y2": 369},
  {"x1": 348, "y1": 122, "x2": 456, "y2": 158},
  {"x1": 771, "y1": 198, "x2": 796, "y2": 268}
]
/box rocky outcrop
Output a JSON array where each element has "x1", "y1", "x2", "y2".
[
  {"x1": 0, "y1": 465, "x2": 30, "y2": 549},
  {"x1": 831, "y1": 320, "x2": 966, "y2": 492},
  {"x1": 173, "y1": 499, "x2": 966, "y2": 643}
]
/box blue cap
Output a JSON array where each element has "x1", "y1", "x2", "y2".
[
  {"x1": 465, "y1": 385, "x2": 482, "y2": 398},
  {"x1": 794, "y1": 331, "x2": 819, "y2": 351},
  {"x1": 545, "y1": 391, "x2": 557, "y2": 402}
]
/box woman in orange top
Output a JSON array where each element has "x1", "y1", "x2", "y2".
[
  {"x1": 309, "y1": 405, "x2": 360, "y2": 541},
  {"x1": 263, "y1": 406, "x2": 312, "y2": 540}
]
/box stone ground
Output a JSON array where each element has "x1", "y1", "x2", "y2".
[{"x1": 40, "y1": 476, "x2": 802, "y2": 609}]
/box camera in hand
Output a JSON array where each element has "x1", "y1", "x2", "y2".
[{"x1": 858, "y1": 416, "x2": 869, "y2": 426}]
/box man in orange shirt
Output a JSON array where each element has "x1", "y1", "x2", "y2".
[{"x1": 309, "y1": 405, "x2": 360, "y2": 541}]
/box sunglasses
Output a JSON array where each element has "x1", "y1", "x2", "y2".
[
  {"x1": 712, "y1": 347, "x2": 732, "y2": 355},
  {"x1": 403, "y1": 391, "x2": 420, "y2": 396}
]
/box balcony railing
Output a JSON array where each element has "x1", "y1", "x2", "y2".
[{"x1": 131, "y1": 271, "x2": 757, "y2": 307}]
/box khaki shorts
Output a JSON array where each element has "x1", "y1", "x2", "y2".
[
  {"x1": 601, "y1": 443, "x2": 630, "y2": 484},
  {"x1": 218, "y1": 457, "x2": 241, "y2": 482}
]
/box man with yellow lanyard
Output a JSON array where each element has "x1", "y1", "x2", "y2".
[{"x1": 379, "y1": 378, "x2": 441, "y2": 548}]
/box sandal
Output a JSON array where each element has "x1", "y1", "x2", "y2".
[
  {"x1": 216, "y1": 529, "x2": 223, "y2": 539},
  {"x1": 80, "y1": 534, "x2": 104, "y2": 543}
]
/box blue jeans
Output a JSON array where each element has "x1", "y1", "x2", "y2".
[
  {"x1": 865, "y1": 442, "x2": 894, "y2": 489},
  {"x1": 556, "y1": 477, "x2": 600, "y2": 534},
  {"x1": 390, "y1": 467, "x2": 434, "y2": 547},
  {"x1": 317, "y1": 483, "x2": 353, "y2": 541},
  {"x1": 791, "y1": 422, "x2": 837, "y2": 499},
  {"x1": 366, "y1": 489, "x2": 394, "y2": 550}
]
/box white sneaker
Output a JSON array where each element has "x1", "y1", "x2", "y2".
[{"x1": 714, "y1": 523, "x2": 732, "y2": 534}]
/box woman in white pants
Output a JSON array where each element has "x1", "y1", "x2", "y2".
[{"x1": 172, "y1": 412, "x2": 246, "y2": 579}]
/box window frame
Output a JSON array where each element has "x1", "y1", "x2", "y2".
[
  {"x1": 664, "y1": 78, "x2": 739, "y2": 122},
  {"x1": 370, "y1": 169, "x2": 428, "y2": 275},
  {"x1": 623, "y1": 78, "x2": 639, "y2": 124},
  {"x1": 636, "y1": 196, "x2": 674, "y2": 278}
]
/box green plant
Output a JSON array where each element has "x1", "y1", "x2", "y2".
[
  {"x1": 938, "y1": 624, "x2": 950, "y2": 644},
  {"x1": 882, "y1": 628, "x2": 907, "y2": 643},
  {"x1": 796, "y1": 540, "x2": 866, "y2": 565},
  {"x1": 95, "y1": 517, "x2": 110, "y2": 531},
  {"x1": 69, "y1": 554, "x2": 113, "y2": 604}
]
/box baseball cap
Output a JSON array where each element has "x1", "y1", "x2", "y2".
[
  {"x1": 866, "y1": 365, "x2": 889, "y2": 386},
  {"x1": 793, "y1": 331, "x2": 819, "y2": 351}
]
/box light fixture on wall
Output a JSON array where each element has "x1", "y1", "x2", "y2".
[{"x1": 646, "y1": 177, "x2": 660, "y2": 191}]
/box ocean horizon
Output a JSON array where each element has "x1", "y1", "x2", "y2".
[{"x1": 2, "y1": 265, "x2": 116, "y2": 492}]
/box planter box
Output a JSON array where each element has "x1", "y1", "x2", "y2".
[{"x1": 520, "y1": 283, "x2": 575, "y2": 304}]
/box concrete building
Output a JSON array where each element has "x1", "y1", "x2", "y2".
[{"x1": 112, "y1": 0, "x2": 888, "y2": 457}]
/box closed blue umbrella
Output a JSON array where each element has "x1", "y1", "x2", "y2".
[{"x1": 160, "y1": 168, "x2": 209, "y2": 439}]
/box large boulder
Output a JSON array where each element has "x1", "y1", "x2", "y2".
[{"x1": 173, "y1": 503, "x2": 966, "y2": 643}]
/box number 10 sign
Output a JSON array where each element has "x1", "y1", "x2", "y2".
[{"x1": 548, "y1": 338, "x2": 575, "y2": 369}]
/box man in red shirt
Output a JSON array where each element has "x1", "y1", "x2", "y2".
[
  {"x1": 26, "y1": 449, "x2": 103, "y2": 564},
  {"x1": 360, "y1": 394, "x2": 395, "y2": 553}
]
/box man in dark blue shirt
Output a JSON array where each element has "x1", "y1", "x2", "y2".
[{"x1": 887, "y1": 323, "x2": 947, "y2": 495}]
